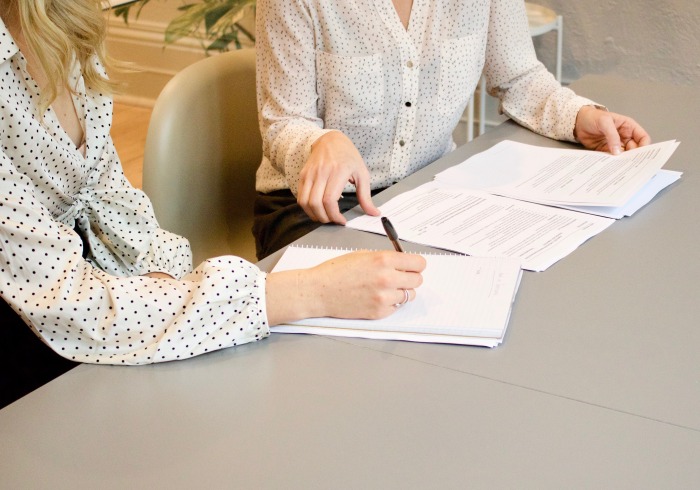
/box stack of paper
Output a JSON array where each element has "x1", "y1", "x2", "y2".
[
  {"x1": 434, "y1": 140, "x2": 681, "y2": 219},
  {"x1": 270, "y1": 246, "x2": 523, "y2": 347},
  {"x1": 347, "y1": 140, "x2": 680, "y2": 271}
]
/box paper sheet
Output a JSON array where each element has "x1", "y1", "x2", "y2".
[
  {"x1": 435, "y1": 140, "x2": 680, "y2": 208},
  {"x1": 555, "y1": 169, "x2": 682, "y2": 218},
  {"x1": 346, "y1": 181, "x2": 614, "y2": 271}
]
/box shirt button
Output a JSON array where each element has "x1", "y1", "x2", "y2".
[
  {"x1": 405, "y1": 101, "x2": 412, "y2": 107},
  {"x1": 406, "y1": 60, "x2": 414, "y2": 68},
  {"x1": 399, "y1": 140, "x2": 406, "y2": 147}
]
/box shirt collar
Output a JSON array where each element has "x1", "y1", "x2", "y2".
[{"x1": 0, "y1": 18, "x2": 19, "y2": 64}]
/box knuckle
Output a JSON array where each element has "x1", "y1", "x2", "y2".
[
  {"x1": 375, "y1": 274, "x2": 392, "y2": 289},
  {"x1": 373, "y1": 251, "x2": 393, "y2": 268},
  {"x1": 372, "y1": 290, "x2": 390, "y2": 306}
]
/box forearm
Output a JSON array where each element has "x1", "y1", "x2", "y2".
[
  {"x1": 265, "y1": 269, "x2": 320, "y2": 326},
  {"x1": 256, "y1": 0, "x2": 333, "y2": 194},
  {"x1": 8, "y1": 257, "x2": 269, "y2": 365},
  {"x1": 484, "y1": 0, "x2": 598, "y2": 141},
  {"x1": 497, "y1": 69, "x2": 597, "y2": 141}
]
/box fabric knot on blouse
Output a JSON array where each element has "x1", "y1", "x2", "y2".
[{"x1": 57, "y1": 185, "x2": 158, "y2": 267}]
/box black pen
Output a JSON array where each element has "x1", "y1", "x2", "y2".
[{"x1": 381, "y1": 217, "x2": 404, "y2": 252}]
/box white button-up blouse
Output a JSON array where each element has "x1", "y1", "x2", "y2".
[
  {"x1": 255, "y1": 0, "x2": 597, "y2": 195},
  {"x1": 0, "y1": 21, "x2": 269, "y2": 365}
]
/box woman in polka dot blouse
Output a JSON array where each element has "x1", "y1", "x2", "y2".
[
  {"x1": 0, "y1": 0, "x2": 426, "y2": 406},
  {"x1": 253, "y1": 0, "x2": 651, "y2": 258}
]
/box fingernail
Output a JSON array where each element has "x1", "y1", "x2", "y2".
[{"x1": 611, "y1": 146, "x2": 621, "y2": 155}]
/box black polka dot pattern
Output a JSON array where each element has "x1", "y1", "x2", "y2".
[
  {"x1": 0, "y1": 20, "x2": 269, "y2": 364},
  {"x1": 255, "y1": 0, "x2": 597, "y2": 195}
]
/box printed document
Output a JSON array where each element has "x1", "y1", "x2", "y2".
[
  {"x1": 434, "y1": 140, "x2": 680, "y2": 210},
  {"x1": 346, "y1": 181, "x2": 614, "y2": 272}
]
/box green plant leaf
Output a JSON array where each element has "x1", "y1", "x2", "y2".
[
  {"x1": 204, "y1": 4, "x2": 232, "y2": 31},
  {"x1": 117, "y1": 0, "x2": 256, "y2": 52},
  {"x1": 164, "y1": 4, "x2": 209, "y2": 43},
  {"x1": 207, "y1": 31, "x2": 238, "y2": 52},
  {"x1": 113, "y1": 0, "x2": 152, "y2": 24}
]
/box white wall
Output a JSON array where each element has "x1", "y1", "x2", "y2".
[
  {"x1": 531, "y1": 0, "x2": 700, "y2": 85},
  {"x1": 463, "y1": 0, "x2": 700, "y2": 142}
]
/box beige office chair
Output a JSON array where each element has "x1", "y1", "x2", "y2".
[{"x1": 142, "y1": 48, "x2": 260, "y2": 265}]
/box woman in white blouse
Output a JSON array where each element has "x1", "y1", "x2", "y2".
[
  {"x1": 254, "y1": 0, "x2": 652, "y2": 258},
  {"x1": 0, "y1": 0, "x2": 425, "y2": 407}
]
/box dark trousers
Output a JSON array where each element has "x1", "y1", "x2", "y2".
[
  {"x1": 253, "y1": 188, "x2": 386, "y2": 260},
  {"x1": 0, "y1": 299, "x2": 78, "y2": 409}
]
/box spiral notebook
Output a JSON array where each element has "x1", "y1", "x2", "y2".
[{"x1": 270, "y1": 246, "x2": 523, "y2": 347}]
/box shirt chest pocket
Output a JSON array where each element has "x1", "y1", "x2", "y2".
[
  {"x1": 317, "y1": 51, "x2": 384, "y2": 127},
  {"x1": 438, "y1": 35, "x2": 483, "y2": 116}
]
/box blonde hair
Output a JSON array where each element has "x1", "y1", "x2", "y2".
[{"x1": 15, "y1": 0, "x2": 116, "y2": 113}]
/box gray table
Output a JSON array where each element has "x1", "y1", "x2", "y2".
[{"x1": 1, "y1": 76, "x2": 698, "y2": 489}]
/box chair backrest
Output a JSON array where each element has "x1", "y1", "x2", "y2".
[{"x1": 142, "y1": 48, "x2": 260, "y2": 265}]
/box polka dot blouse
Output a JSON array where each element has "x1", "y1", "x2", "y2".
[
  {"x1": 255, "y1": 0, "x2": 598, "y2": 195},
  {"x1": 0, "y1": 21, "x2": 269, "y2": 365}
]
